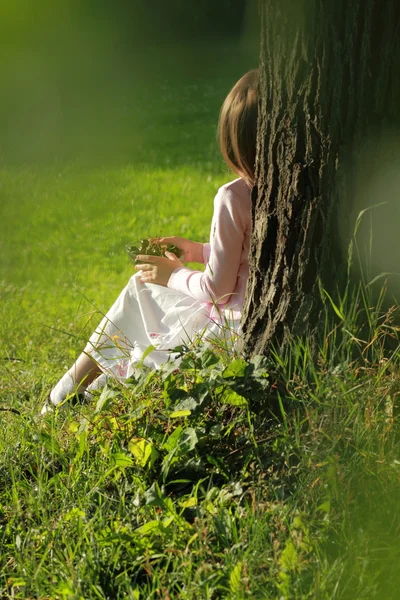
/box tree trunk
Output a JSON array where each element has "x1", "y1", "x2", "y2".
[{"x1": 242, "y1": 0, "x2": 400, "y2": 357}]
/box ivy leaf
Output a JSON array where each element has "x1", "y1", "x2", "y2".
[
  {"x1": 178, "y1": 428, "x2": 198, "y2": 453},
  {"x1": 223, "y1": 358, "x2": 248, "y2": 378},
  {"x1": 135, "y1": 519, "x2": 164, "y2": 536},
  {"x1": 174, "y1": 385, "x2": 211, "y2": 416},
  {"x1": 68, "y1": 421, "x2": 79, "y2": 433},
  {"x1": 64, "y1": 507, "x2": 85, "y2": 521},
  {"x1": 144, "y1": 481, "x2": 165, "y2": 507},
  {"x1": 200, "y1": 348, "x2": 220, "y2": 368},
  {"x1": 249, "y1": 355, "x2": 270, "y2": 379},
  {"x1": 174, "y1": 397, "x2": 199, "y2": 412},
  {"x1": 220, "y1": 388, "x2": 248, "y2": 407},
  {"x1": 128, "y1": 438, "x2": 159, "y2": 468},
  {"x1": 160, "y1": 359, "x2": 180, "y2": 377},
  {"x1": 111, "y1": 453, "x2": 134, "y2": 468},
  {"x1": 163, "y1": 373, "x2": 187, "y2": 403}
]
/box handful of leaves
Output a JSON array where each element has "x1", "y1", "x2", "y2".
[{"x1": 125, "y1": 238, "x2": 184, "y2": 265}]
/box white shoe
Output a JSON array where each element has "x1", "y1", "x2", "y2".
[{"x1": 40, "y1": 371, "x2": 85, "y2": 415}]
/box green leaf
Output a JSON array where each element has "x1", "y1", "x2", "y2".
[
  {"x1": 95, "y1": 387, "x2": 119, "y2": 413},
  {"x1": 163, "y1": 372, "x2": 178, "y2": 401},
  {"x1": 316, "y1": 500, "x2": 331, "y2": 514},
  {"x1": 161, "y1": 515, "x2": 174, "y2": 528},
  {"x1": 163, "y1": 426, "x2": 183, "y2": 452},
  {"x1": 68, "y1": 421, "x2": 79, "y2": 433},
  {"x1": 174, "y1": 397, "x2": 199, "y2": 412},
  {"x1": 74, "y1": 429, "x2": 87, "y2": 463},
  {"x1": 135, "y1": 519, "x2": 164, "y2": 536},
  {"x1": 111, "y1": 452, "x2": 134, "y2": 468},
  {"x1": 367, "y1": 271, "x2": 400, "y2": 287},
  {"x1": 37, "y1": 432, "x2": 62, "y2": 456},
  {"x1": 249, "y1": 355, "x2": 270, "y2": 378},
  {"x1": 174, "y1": 386, "x2": 212, "y2": 416},
  {"x1": 321, "y1": 289, "x2": 345, "y2": 321},
  {"x1": 220, "y1": 388, "x2": 248, "y2": 407},
  {"x1": 128, "y1": 438, "x2": 159, "y2": 467},
  {"x1": 8, "y1": 578, "x2": 26, "y2": 588},
  {"x1": 127, "y1": 402, "x2": 147, "y2": 421},
  {"x1": 64, "y1": 507, "x2": 85, "y2": 521},
  {"x1": 179, "y1": 496, "x2": 197, "y2": 508},
  {"x1": 169, "y1": 409, "x2": 191, "y2": 418},
  {"x1": 230, "y1": 561, "x2": 243, "y2": 594},
  {"x1": 353, "y1": 201, "x2": 387, "y2": 236},
  {"x1": 280, "y1": 540, "x2": 298, "y2": 571},
  {"x1": 144, "y1": 481, "x2": 165, "y2": 507},
  {"x1": 179, "y1": 427, "x2": 198, "y2": 453},
  {"x1": 128, "y1": 438, "x2": 148, "y2": 463},
  {"x1": 223, "y1": 358, "x2": 248, "y2": 378},
  {"x1": 200, "y1": 348, "x2": 220, "y2": 368},
  {"x1": 141, "y1": 344, "x2": 156, "y2": 363}
]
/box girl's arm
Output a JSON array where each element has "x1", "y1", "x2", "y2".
[
  {"x1": 155, "y1": 236, "x2": 206, "y2": 264},
  {"x1": 167, "y1": 184, "x2": 250, "y2": 304}
]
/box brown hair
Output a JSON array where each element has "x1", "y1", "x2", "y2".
[{"x1": 218, "y1": 69, "x2": 259, "y2": 185}]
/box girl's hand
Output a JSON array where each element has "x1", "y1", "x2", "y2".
[
  {"x1": 154, "y1": 236, "x2": 204, "y2": 263},
  {"x1": 135, "y1": 252, "x2": 183, "y2": 286}
]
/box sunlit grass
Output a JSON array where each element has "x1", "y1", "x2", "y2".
[{"x1": 1, "y1": 291, "x2": 399, "y2": 598}]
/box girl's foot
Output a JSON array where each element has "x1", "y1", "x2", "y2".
[
  {"x1": 41, "y1": 354, "x2": 102, "y2": 415},
  {"x1": 41, "y1": 371, "x2": 86, "y2": 415},
  {"x1": 40, "y1": 370, "x2": 109, "y2": 415}
]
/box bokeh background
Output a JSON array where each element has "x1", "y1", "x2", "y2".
[
  {"x1": 0, "y1": 0, "x2": 258, "y2": 165},
  {"x1": 0, "y1": 0, "x2": 259, "y2": 366}
]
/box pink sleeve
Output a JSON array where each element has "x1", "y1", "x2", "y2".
[{"x1": 167, "y1": 186, "x2": 247, "y2": 304}]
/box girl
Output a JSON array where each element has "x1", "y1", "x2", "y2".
[{"x1": 42, "y1": 69, "x2": 258, "y2": 414}]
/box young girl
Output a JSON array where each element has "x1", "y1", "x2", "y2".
[{"x1": 42, "y1": 69, "x2": 258, "y2": 414}]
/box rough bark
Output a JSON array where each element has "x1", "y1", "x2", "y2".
[{"x1": 242, "y1": 0, "x2": 400, "y2": 357}]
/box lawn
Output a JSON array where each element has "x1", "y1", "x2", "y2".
[{"x1": 1, "y1": 39, "x2": 400, "y2": 600}]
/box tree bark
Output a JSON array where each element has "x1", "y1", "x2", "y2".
[{"x1": 242, "y1": 0, "x2": 400, "y2": 357}]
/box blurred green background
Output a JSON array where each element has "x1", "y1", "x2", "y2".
[
  {"x1": 0, "y1": 0, "x2": 259, "y2": 366},
  {"x1": 0, "y1": 0, "x2": 258, "y2": 165}
]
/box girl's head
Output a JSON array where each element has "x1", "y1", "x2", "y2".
[{"x1": 218, "y1": 69, "x2": 259, "y2": 185}]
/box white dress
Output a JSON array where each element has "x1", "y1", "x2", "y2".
[
  {"x1": 85, "y1": 273, "x2": 241, "y2": 382},
  {"x1": 84, "y1": 178, "x2": 251, "y2": 382}
]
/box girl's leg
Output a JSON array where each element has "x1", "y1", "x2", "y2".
[
  {"x1": 43, "y1": 274, "x2": 146, "y2": 414},
  {"x1": 69, "y1": 353, "x2": 103, "y2": 388},
  {"x1": 46, "y1": 353, "x2": 102, "y2": 410}
]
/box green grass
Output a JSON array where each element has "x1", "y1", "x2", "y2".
[
  {"x1": 1, "y1": 307, "x2": 399, "y2": 599},
  {"x1": 1, "y1": 43, "x2": 400, "y2": 600}
]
